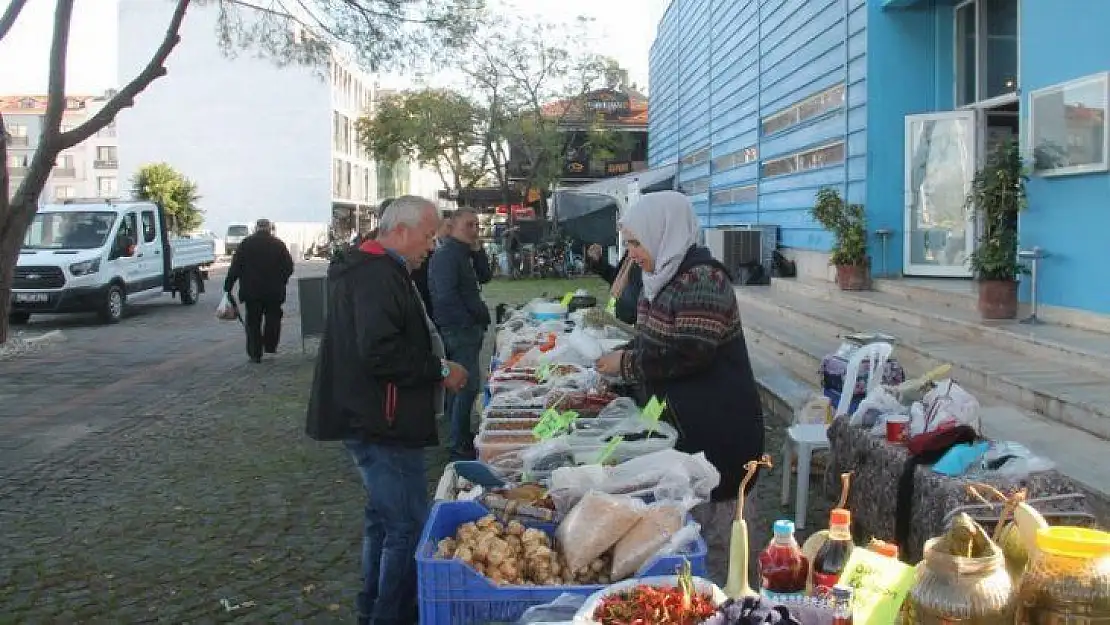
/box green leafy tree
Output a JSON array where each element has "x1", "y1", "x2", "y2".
[
  {"x1": 356, "y1": 88, "x2": 489, "y2": 195},
  {"x1": 461, "y1": 14, "x2": 609, "y2": 213},
  {"x1": 132, "y1": 164, "x2": 204, "y2": 236}
]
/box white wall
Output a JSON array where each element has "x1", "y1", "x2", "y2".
[{"x1": 116, "y1": 0, "x2": 332, "y2": 237}]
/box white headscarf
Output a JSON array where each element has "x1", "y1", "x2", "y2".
[{"x1": 619, "y1": 191, "x2": 701, "y2": 302}]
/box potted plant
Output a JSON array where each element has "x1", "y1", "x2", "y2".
[
  {"x1": 966, "y1": 139, "x2": 1028, "y2": 320},
  {"x1": 811, "y1": 187, "x2": 870, "y2": 290}
]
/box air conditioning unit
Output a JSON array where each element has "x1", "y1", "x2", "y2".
[{"x1": 705, "y1": 225, "x2": 779, "y2": 285}]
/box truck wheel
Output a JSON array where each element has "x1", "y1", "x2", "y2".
[
  {"x1": 180, "y1": 271, "x2": 201, "y2": 305},
  {"x1": 8, "y1": 312, "x2": 30, "y2": 325},
  {"x1": 98, "y1": 285, "x2": 126, "y2": 324}
]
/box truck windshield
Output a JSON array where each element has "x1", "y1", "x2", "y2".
[
  {"x1": 23, "y1": 211, "x2": 118, "y2": 250},
  {"x1": 227, "y1": 225, "x2": 249, "y2": 237}
]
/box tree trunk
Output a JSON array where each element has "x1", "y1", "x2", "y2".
[{"x1": 0, "y1": 198, "x2": 36, "y2": 344}]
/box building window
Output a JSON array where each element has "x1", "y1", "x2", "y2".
[
  {"x1": 97, "y1": 123, "x2": 117, "y2": 138},
  {"x1": 1030, "y1": 72, "x2": 1109, "y2": 177},
  {"x1": 98, "y1": 177, "x2": 119, "y2": 197},
  {"x1": 710, "y1": 184, "x2": 758, "y2": 206},
  {"x1": 712, "y1": 146, "x2": 759, "y2": 172},
  {"x1": 680, "y1": 147, "x2": 710, "y2": 167},
  {"x1": 761, "y1": 84, "x2": 846, "y2": 136},
  {"x1": 680, "y1": 176, "x2": 710, "y2": 195},
  {"x1": 54, "y1": 185, "x2": 76, "y2": 200},
  {"x1": 955, "y1": 0, "x2": 1018, "y2": 106},
  {"x1": 761, "y1": 142, "x2": 846, "y2": 178},
  {"x1": 96, "y1": 146, "x2": 117, "y2": 162},
  {"x1": 6, "y1": 154, "x2": 27, "y2": 169},
  {"x1": 8, "y1": 123, "x2": 28, "y2": 146}
]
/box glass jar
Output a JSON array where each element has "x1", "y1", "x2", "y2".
[
  {"x1": 907, "y1": 537, "x2": 1016, "y2": 624},
  {"x1": 1019, "y1": 526, "x2": 1110, "y2": 623}
]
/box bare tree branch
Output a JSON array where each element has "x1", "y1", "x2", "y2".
[
  {"x1": 58, "y1": 0, "x2": 193, "y2": 150},
  {"x1": 0, "y1": 114, "x2": 9, "y2": 206},
  {"x1": 0, "y1": 0, "x2": 29, "y2": 43}
]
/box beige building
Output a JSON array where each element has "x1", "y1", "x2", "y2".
[{"x1": 1, "y1": 93, "x2": 120, "y2": 202}]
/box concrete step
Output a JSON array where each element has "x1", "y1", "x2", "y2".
[
  {"x1": 735, "y1": 286, "x2": 1110, "y2": 442},
  {"x1": 773, "y1": 278, "x2": 1110, "y2": 375},
  {"x1": 740, "y1": 303, "x2": 1110, "y2": 508}
]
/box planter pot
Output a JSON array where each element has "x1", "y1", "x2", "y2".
[
  {"x1": 836, "y1": 262, "x2": 871, "y2": 291},
  {"x1": 977, "y1": 279, "x2": 1019, "y2": 320}
]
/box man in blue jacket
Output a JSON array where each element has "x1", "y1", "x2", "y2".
[{"x1": 428, "y1": 209, "x2": 492, "y2": 460}]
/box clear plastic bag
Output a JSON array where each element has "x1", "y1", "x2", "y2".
[
  {"x1": 516, "y1": 593, "x2": 586, "y2": 624},
  {"x1": 548, "y1": 449, "x2": 720, "y2": 513},
  {"x1": 488, "y1": 384, "x2": 553, "y2": 410},
  {"x1": 215, "y1": 293, "x2": 238, "y2": 321},
  {"x1": 610, "y1": 500, "x2": 698, "y2": 580},
  {"x1": 555, "y1": 491, "x2": 645, "y2": 574}
]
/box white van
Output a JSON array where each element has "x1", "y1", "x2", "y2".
[
  {"x1": 11, "y1": 199, "x2": 216, "y2": 325},
  {"x1": 225, "y1": 223, "x2": 250, "y2": 255}
]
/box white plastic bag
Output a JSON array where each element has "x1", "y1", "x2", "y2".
[
  {"x1": 849, "y1": 386, "x2": 904, "y2": 428},
  {"x1": 556, "y1": 491, "x2": 646, "y2": 574},
  {"x1": 215, "y1": 293, "x2": 238, "y2": 321},
  {"x1": 548, "y1": 449, "x2": 720, "y2": 512},
  {"x1": 572, "y1": 575, "x2": 727, "y2": 624},
  {"x1": 610, "y1": 499, "x2": 699, "y2": 580},
  {"x1": 922, "y1": 379, "x2": 980, "y2": 433}
]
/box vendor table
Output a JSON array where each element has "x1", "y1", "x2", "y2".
[{"x1": 825, "y1": 418, "x2": 1086, "y2": 562}]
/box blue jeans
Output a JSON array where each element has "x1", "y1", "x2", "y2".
[
  {"x1": 344, "y1": 441, "x2": 429, "y2": 625},
  {"x1": 440, "y1": 325, "x2": 484, "y2": 453}
]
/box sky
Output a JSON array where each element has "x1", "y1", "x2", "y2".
[{"x1": 0, "y1": 0, "x2": 669, "y2": 95}]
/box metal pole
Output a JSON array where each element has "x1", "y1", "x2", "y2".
[
  {"x1": 875, "y1": 228, "x2": 892, "y2": 277},
  {"x1": 1019, "y1": 247, "x2": 1047, "y2": 325}
]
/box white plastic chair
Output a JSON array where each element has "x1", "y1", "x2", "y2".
[{"x1": 780, "y1": 341, "x2": 893, "y2": 529}]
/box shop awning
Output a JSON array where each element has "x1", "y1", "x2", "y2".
[{"x1": 550, "y1": 164, "x2": 679, "y2": 246}]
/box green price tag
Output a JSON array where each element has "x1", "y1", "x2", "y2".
[
  {"x1": 533, "y1": 408, "x2": 570, "y2": 440},
  {"x1": 557, "y1": 410, "x2": 579, "y2": 430},
  {"x1": 605, "y1": 297, "x2": 617, "y2": 314},
  {"x1": 537, "y1": 363, "x2": 552, "y2": 382},
  {"x1": 597, "y1": 435, "x2": 625, "y2": 464},
  {"x1": 561, "y1": 292, "x2": 575, "y2": 306},
  {"x1": 642, "y1": 396, "x2": 667, "y2": 423}
]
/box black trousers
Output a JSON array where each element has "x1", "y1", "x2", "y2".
[{"x1": 244, "y1": 300, "x2": 283, "y2": 359}]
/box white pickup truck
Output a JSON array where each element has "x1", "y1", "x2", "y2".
[{"x1": 11, "y1": 199, "x2": 216, "y2": 325}]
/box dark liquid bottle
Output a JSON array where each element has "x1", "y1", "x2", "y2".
[
  {"x1": 758, "y1": 519, "x2": 809, "y2": 594},
  {"x1": 813, "y1": 508, "x2": 854, "y2": 594},
  {"x1": 831, "y1": 584, "x2": 854, "y2": 625}
]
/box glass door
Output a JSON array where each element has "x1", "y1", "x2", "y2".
[{"x1": 903, "y1": 111, "x2": 978, "y2": 277}]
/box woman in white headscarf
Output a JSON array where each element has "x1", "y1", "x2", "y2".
[{"x1": 595, "y1": 191, "x2": 765, "y2": 585}]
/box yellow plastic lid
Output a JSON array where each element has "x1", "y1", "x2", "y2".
[{"x1": 1036, "y1": 526, "x2": 1110, "y2": 558}]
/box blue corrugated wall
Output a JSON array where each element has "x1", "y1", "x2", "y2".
[{"x1": 649, "y1": 0, "x2": 868, "y2": 252}]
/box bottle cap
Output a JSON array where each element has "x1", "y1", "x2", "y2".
[
  {"x1": 773, "y1": 519, "x2": 796, "y2": 535},
  {"x1": 831, "y1": 584, "x2": 854, "y2": 600},
  {"x1": 870, "y1": 539, "x2": 899, "y2": 559},
  {"x1": 830, "y1": 508, "x2": 851, "y2": 526}
]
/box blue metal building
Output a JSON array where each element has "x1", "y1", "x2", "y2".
[{"x1": 650, "y1": 0, "x2": 1110, "y2": 315}]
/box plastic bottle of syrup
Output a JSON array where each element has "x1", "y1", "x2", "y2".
[
  {"x1": 813, "y1": 508, "x2": 855, "y2": 594},
  {"x1": 758, "y1": 520, "x2": 809, "y2": 595}
]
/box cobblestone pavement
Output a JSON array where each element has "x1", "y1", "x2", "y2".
[{"x1": 0, "y1": 271, "x2": 831, "y2": 622}]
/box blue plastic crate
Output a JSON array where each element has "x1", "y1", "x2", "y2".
[{"x1": 417, "y1": 500, "x2": 707, "y2": 625}]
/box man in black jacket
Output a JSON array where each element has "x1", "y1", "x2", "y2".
[
  {"x1": 428, "y1": 209, "x2": 492, "y2": 460},
  {"x1": 224, "y1": 219, "x2": 295, "y2": 362},
  {"x1": 306, "y1": 196, "x2": 467, "y2": 625}
]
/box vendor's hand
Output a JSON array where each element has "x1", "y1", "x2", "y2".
[
  {"x1": 442, "y1": 361, "x2": 469, "y2": 392},
  {"x1": 586, "y1": 244, "x2": 603, "y2": 262},
  {"x1": 595, "y1": 351, "x2": 624, "y2": 376}
]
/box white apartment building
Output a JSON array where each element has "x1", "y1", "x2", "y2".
[
  {"x1": 1, "y1": 94, "x2": 121, "y2": 202},
  {"x1": 116, "y1": 0, "x2": 434, "y2": 242}
]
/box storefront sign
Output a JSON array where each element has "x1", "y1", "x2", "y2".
[
  {"x1": 606, "y1": 161, "x2": 632, "y2": 175},
  {"x1": 586, "y1": 89, "x2": 632, "y2": 116}
]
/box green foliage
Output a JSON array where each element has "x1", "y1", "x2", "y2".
[
  {"x1": 356, "y1": 88, "x2": 489, "y2": 192},
  {"x1": 966, "y1": 139, "x2": 1028, "y2": 281},
  {"x1": 131, "y1": 163, "x2": 203, "y2": 236},
  {"x1": 211, "y1": 0, "x2": 485, "y2": 73},
  {"x1": 811, "y1": 187, "x2": 867, "y2": 266}
]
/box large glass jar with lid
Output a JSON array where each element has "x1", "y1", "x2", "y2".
[{"x1": 1018, "y1": 526, "x2": 1110, "y2": 623}]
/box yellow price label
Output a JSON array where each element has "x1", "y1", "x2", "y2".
[
  {"x1": 560, "y1": 292, "x2": 574, "y2": 306},
  {"x1": 597, "y1": 435, "x2": 624, "y2": 464}
]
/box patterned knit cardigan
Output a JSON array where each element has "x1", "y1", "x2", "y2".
[{"x1": 618, "y1": 263, "x2": 742, "y2": 386}]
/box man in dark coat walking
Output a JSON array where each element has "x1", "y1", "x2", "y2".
[{"x1": 224, "y1": 219, "x2": 294, "y2": 363}]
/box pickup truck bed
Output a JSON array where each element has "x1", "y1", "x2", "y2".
[{"x1": 169, "y1": 237, "x2": 216, "y2": 270}]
